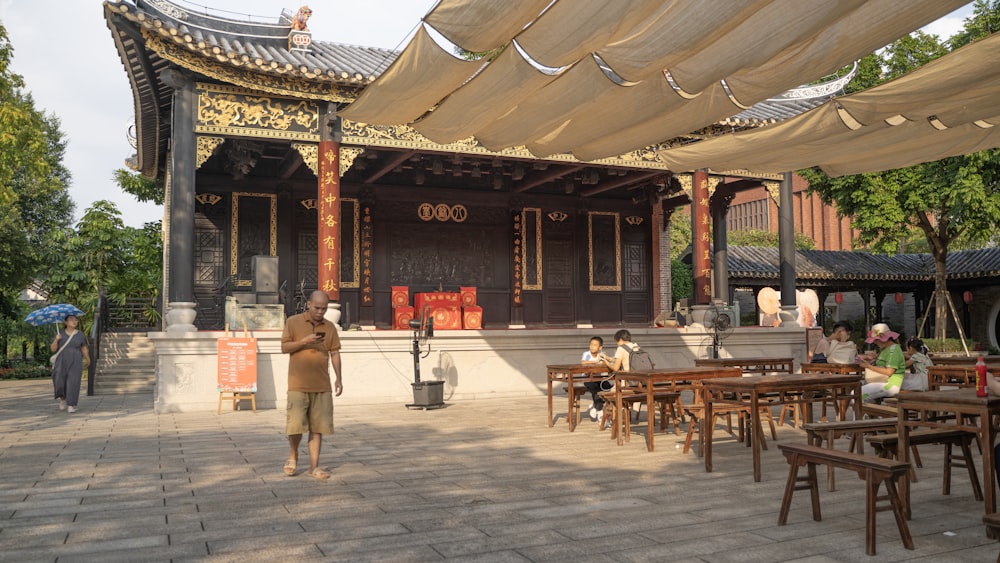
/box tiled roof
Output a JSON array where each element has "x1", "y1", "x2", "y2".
[
  {"x1": 724, "y1": 246, "x2": 1000, "y2": 284},
  {"x1": 108, "y1": 0, "x2": 398, "y2": 85}
]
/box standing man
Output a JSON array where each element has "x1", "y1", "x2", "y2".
[{"x1": 281, "y1": 290, "x2": 343, "y2": 479}]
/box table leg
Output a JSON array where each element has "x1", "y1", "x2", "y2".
[
  {"x1": 751, "y1": 391, "x2": 762, "y2": 482},
  {"x1": 646, "y1": 383, "x2": 655, "y2": 452},
  {"x1": 898, "y1": 411, "x2": 912, "y2": 519},
  {"x1": 982, "y1": 411, "x2": 996, "y2": 517},
  {"x1": 705, "y1": 393, "x2": 714, "y2": 472},
  {"x1": 568, "y1": 378, "x2": 577, "y2": 432},
  {"x1": 547, "y1": 374, "x2": 554, "y2": 427}
]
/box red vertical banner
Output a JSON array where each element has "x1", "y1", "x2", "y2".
[
  {"x1": 318, "y1": 140, "x2": 341, "y2": 301},
  {"x1": 692, "y1": 170, "x2": 711, "y2": 305}
]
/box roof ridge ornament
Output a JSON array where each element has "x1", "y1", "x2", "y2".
[{"x1": 288, "y1": 6, "x2": 313, "y2": 53}]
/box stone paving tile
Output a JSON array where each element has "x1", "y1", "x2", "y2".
[{"x1": 3, "y1": 379, "x2": 1000, "y2": 560}]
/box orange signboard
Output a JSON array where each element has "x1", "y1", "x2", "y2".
[{"x1": 217, "y1": 337, "x2": 258, "y2": 393}]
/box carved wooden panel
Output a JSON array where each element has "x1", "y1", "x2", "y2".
[
  {"x1": 388, "y1": 223, "x2": 498, "y2": 287},
  {"x1": 543, "y1": 238, "x2": 574, "y2": 325}
]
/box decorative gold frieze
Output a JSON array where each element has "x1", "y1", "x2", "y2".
[
  {"x1": 145, "y1": 33, "x2": 357, "y2": 102},
  {"x1": 292, "y1": 143, "x2": 319, "y2": 176},
  {"x1": 340, "y1": 147, "x2": 363, "y2": 176},
  {"x1": 340, "y1": 119, "x2": 672, "y2": 171},
  {"x1": 764, "y1": 181, "x2": 781, "y2": 206},
  {"x1": 196, "y1": 83, "x2": 320, "y2": 141},
  {"x1": 196, "y1": 136, "x2": 225, "y2": 168},
  {"x1": 195, "y1": 193, "x2": 222, "y2": 205}
]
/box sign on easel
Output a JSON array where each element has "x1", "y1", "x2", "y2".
[{"x1": 217, "y1": 337, "x2": 258, "y2": 413}]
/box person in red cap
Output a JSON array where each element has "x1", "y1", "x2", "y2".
[{"x1": 858, "y1": 322, "x2": 905, "y2": 403}]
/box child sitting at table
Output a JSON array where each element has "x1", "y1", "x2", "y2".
[
  {"x1": 903, "y1": 337, "x2": 932, "y2": 391},
  {"x1": 581, "y1": 336, "x2": 612, "y2": 422}
]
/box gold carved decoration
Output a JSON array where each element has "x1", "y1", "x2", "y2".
[
  {"x1": 340, "y1": 147, "x2": 363, "y2": 176},
  {"x1": 341, "y1": 197, "x2": 360, "y2": 289},
  {"x1": 707, "y1": 176, "x2": 722, "y2": 197},
  {"x1": 145, "y1": 33, "x2": 357, "y2": 102},
  {"x1": 764, "y1": 181, "x2": 781, "y2": 207},
  {"x1": 230, "y1": 192, "x2": 278, "y2": 284},
  {"x1": 625, "y1": 216, "x2": 644, "y2": 226},
  {"x1": 196, "y1": 136, "x2": 224, "y2": 168},
  {"x1": 292, "y1": 143, "x2": 319, "y2": 176},
  {"x1": 522, "y1": 208, "x2": 543, "y2": 291},
  {"x1": 588, "y1": 212, "x2": 622, "y2": 292},
  {"x1": 676, "y1": 174, "x2": 693, "y2": 195},
  {"x1": 547, "y1": 211, "x2": 568, "y2": 222},
  {"x1": 196, "y1": 83, "x2": 320, "y2": 141},
  {"x1": 300, "y1": 199, "x2": 318, "y2": 210},
  {"x1": 341, "y1": 119, "x2": 672, "y2": 171},
  {"x1": 417, "y1": 203, "x2": 467, "y2": 222},
  {"x1": 195, "y1": 193, "x2": 222, "y2": 206}
]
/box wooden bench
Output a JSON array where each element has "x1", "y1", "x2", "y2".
[
  {"x1": 803, "y1": 418, "x2": 899, "y2": 491},
  {"x1": 598, "y1": 390, "x2": 681, "y2": 442},
  {"x1": 778, "y1": 443, "x2": 913, "y2": 556},
  {"x1": 866, "y1": 429, "x2": 983, "y2": 500}
]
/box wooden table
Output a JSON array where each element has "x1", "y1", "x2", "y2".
[
  {"x1": 895, "y1": 389, "x2": 1000, "y2": 532},
  {"x1": 695, "y1": 357, "x2": 794, "y2": 375},
  {"x1": 703, "y1": 373, "x2": 863, "y2": 482},
  {"x1": 546, "y1": 364, "x2": 610, "y2": 431},
  {"x1": 800, "y1": 362, "x2": 863, "y2": 375},
  {"x1": 928, "y1": 354, "x2": 1000, "y2": 366},
  {"x1": 928, "y1": 365, "x2": 1000, "y2": 391},
  {"x1": 613, "y1": 367, "x2": 742, "y2": 451}
]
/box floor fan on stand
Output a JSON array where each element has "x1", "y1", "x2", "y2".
[
  {"x1": 706, "y1": 304, "x2": 735, "y2": 359},
  {"x1": 406, "y1": 306, "x2": 444, "y2": 409}
]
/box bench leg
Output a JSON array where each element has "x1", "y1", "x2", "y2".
[
  {"x1": 958, "y1": 436, "x2": 984, "y2": 501},
  {"x1": 883, "y1": 477, "x2": 915, "y2": 551},
  {"x1": 779, "y1": 454, "x2": 801, "y2": 524},
  {"x1": 865, "y1": 476, "x2": 879, "y2": 556}
]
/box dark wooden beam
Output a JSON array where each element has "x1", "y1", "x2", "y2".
[
  {"x1": 579, "y1": 170, "x2": 663, "y2": 197},
  {"x1": 364, "y1": 150, "x2": 415, "y2": 184},
  {"x1": 278, "y1": 150, "x2": 304, "y2": 179},
  {"x1": 513, "y1": 164, "x2": 586, "y2": 193}
]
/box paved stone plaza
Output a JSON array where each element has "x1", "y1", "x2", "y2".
[{"x1": 1, "y1": 379, "x2": 997, "y2": 561}]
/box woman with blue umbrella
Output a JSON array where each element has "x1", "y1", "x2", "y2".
[{"x1": 27, "y1": 304, "x2": 89, "y2": 413}]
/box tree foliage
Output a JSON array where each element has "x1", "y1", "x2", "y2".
[
  {"x1": 113, "y1": 168, "x2": 163, "y2": 205},
  {"x1": 726, "y1": 229, "x2": 816, "y2": 250},
  {"x1": 0, "y1": 23, "x2": 73, "y2": 317},
  {"x1": 803, "y1": 3, "x2": 1000, "y2": 339}
]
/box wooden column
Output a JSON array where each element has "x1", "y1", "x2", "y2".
[
  {"x1": 692, "y1": 170, "x2": 711, "y2": 305},
  {"x1": 318, "y1": 113, "x2": 341, "y2": 301}
]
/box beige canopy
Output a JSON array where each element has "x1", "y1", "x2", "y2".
[
  {"x1": 341, "y1": 0, "x2": 967, "y2": 160},
  {"x1": 656, "y1": 33, "x2": 1000, "y2": 177}
]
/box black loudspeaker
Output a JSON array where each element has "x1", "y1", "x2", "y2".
[{"x1": 251, "y1": 255, "x2": 278, "y2": 293}]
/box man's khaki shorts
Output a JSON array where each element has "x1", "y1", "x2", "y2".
[{"x1": 286, "y1": 391, "x2": 334, "y2": 435}]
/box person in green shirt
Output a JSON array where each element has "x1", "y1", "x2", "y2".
[{"x1": 859, "y1": 323, "x2": 906, "y2": 403}]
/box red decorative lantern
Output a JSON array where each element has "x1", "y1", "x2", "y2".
[
  {"x1": 834, "y1": 292, "x2": 844, "y2": 305},
  {"x1": 894, "y1": 292, "x2": 904, "y2": 304},
  {"x1": 963, "y1": 290, "x2": 973, "y2": 304}
]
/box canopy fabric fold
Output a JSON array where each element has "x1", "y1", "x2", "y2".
[
  {"x1": 655, "y1": 33, "x2": 1000, "y2": 177},
  {"x1": 342, "y1": 0, "x2": 968, "y2": 161},
  {"x1": 339, "y1": 26, "x2": 482, "y2": 125}
]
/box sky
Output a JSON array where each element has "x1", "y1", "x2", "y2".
[{"x1": 0, "y1": 1, "x2": 976, "y2": 228}]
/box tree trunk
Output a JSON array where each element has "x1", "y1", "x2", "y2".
[{"x1": 933, "y1": 250, "x2": 948, "y2": 341}]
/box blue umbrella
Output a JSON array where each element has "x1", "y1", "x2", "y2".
[{"x1": 25, "y1": 304, "x2": 85, "y2": 326}]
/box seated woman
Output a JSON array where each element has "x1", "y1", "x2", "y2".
[
  {"x1": 903, "y1": 337, "x2": 932, "y2": 391},
  {"x1": 859, "y1": 323, "x2": 906, "y2": 402},
  {"x1": 810, "y1": 320, "x2": 857, "y2": 364}
]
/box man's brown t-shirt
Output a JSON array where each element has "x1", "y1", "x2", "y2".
[{"x1": 281, "y1": 312, "x2": 341, "y2": 392}]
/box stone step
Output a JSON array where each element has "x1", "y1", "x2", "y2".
[
  {"x1": 95, "y1": 381, "x2": 154, "y2": 394},
  {"x1": 94, "y1": 333, "x2": 156, "y2": 395}
]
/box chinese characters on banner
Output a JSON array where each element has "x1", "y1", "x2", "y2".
[
  {"x1": 512, "y1": 212, "x2": 523, "y2": 306},
  {"x1": 692, "y1": 170, "x2": 711, "y2": 304},
  {"x1": 318, "y1": 141, "x2": 340, "y2": 300},
  {"x1": 361, "y1": 204, "x2": 373, "y2": 305}
]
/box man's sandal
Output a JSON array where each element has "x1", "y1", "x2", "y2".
[{"x1": 283, "y1": 459, "x2": 297, "y2": 477}]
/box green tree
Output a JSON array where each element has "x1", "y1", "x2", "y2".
[
  {"x1": 727, "y1": 229, "x2": 816, "y2": 250},
  {"x1": 0, "y1": 23, "x2": 73, "y2": 317},
  {"x1": 803, "y1": 5, "x2": 1000, "y2": 340},
  {"x1": 112, "y1": 168, "x2": 163, "y2": 205}
]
